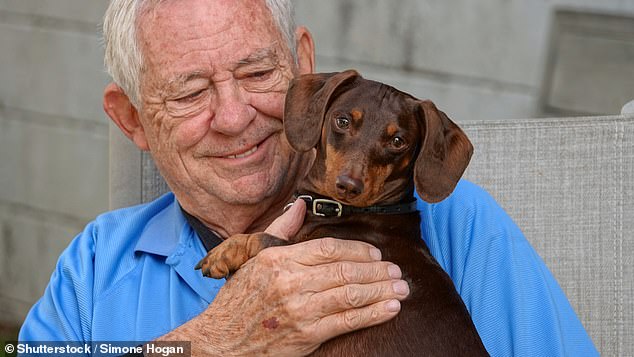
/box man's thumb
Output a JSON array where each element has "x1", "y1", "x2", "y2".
[{"x1": 265, "y1": 199, "x2": 306, "y2": 240}]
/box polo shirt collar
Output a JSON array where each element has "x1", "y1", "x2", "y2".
[
  {"x1": 134, "y1": 193, "x2": 224, "y2": 303},
  {"x1": 133, "y1": 194, "x2": 186, "y2": 257}
]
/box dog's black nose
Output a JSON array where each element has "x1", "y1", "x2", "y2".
[{"x1": 336, "y1": 175, "x2": 364, "y2": 198}]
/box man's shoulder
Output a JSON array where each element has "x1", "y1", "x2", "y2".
[
  {"x1": 92, "y1": 192, "x2": 177, "y2": 240},
  {"x1": 444, "y1": 179, "x2": 494, "y2": 203},
  {"x1": 417, "y1": 179, "x2": 522, "y2": 267},
  {"x1": 417, "y1": 179, "x2": 503, "y2": 220},
  {"x1": 74, "y1": 193, "x2": 181, "y2": 290}
]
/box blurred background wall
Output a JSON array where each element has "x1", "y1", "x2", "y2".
[
  {"x1": 0, "y1": 1, "x2": 110, "y2": 330},
  {"x1": 0, "y1": 0, "x2": 632, "y2": 333}
]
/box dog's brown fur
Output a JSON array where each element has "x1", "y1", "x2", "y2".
[{"x1": 197, "y1": 70, "x2": 488, "y2": 356}]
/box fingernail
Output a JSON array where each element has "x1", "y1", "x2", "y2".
[
  {"x1": 385, "y1": 299, "x2": 401, "y2": 312},
  {"x1": 387, "y1": 264, "x2": 402, "y2": 279},
  {"x1": 294, "y1": 198, "x2": 306, "y2": 211},
  {"x1": 370, "y1": 248, "x2": 382, "y2": 260},
  {"x1": 392, "y1": 280, "x2": 410, "y2": 295}
]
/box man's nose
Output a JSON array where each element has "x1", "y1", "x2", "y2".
[{"x1": 210, "y1": 83, "x2": 257, "y2": 136}]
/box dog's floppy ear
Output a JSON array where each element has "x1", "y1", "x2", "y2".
[
  {"x1": 284, "y1": 70, "x2": 359, "y2": 152},
  {"x1": 414, "y1": 100, "x2": 473, "y2": 203}
]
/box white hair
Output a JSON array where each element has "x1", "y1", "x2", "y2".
[{"x1": 102, "y1": 0, "x2": 297, "y2": 108}]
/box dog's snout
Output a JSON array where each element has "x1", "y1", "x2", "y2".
[{"x1": 336, "y1": 175, "x2": 364, "y2": 198}]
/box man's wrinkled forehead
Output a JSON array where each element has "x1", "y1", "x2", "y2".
[
  {"x1": 138, "y1": 0, "x2": 268, "y2": 19},
  {"x1": 136, "y1": 0, "x2": 290, "y2": 80},
  {"x1": 136, "y1": 0, "x2": 282, "y2": 50}
]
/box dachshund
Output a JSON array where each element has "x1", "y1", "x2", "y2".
[{"x1": 196, "y1": 70, "x2": 488, "y2": 356}]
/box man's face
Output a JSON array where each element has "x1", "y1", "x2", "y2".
[{"x1": 136, "y1": 0, "x2": 301, "y2": 206}]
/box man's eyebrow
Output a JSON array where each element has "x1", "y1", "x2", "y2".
[
  {"x1": 166, "y1": 70, "x2": 207, "y2": 88},
  {"x1": 236, "y1": 46, "x2": 279, "y2": 66}
]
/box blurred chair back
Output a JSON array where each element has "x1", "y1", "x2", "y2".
[{"x1": 461, "y1": 112, "x2": 633, "y2": 356}]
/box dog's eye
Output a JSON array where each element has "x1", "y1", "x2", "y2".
[
  {"x1": 390, "y1": 136, "x2": 407, "y2": 149},
  {"x1": 335, "y1": 116, "x2": 351, "y2": 130}
]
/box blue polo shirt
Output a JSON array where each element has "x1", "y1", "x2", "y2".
[{"x1": 19, "y1": 180, "x2": 598, "y2": 356}]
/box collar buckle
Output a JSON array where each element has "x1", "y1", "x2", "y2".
[{"x1": 311, "y1": 198, "x2": 343, "y2": 217}]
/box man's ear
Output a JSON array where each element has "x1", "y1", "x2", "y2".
[
  {"x1": 103, "y1": 83, "x2": 149, "y2": 151},
  {"x1": 295, "y1": 26, "x2": 315, "y2": 75}
]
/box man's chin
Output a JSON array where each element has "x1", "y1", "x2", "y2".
[{"x1": 215, "y1": 175, "x2": 285, "y2": 206}]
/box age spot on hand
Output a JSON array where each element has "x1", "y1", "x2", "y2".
[{"x1": 262, "y1": 317, "x2": 280, "y2": 330}]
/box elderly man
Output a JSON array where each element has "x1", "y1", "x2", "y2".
[{"x1": 20, "y1": 0, "x2": 597, "y2": 355}]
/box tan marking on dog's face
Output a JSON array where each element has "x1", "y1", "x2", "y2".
[
  {"x1": 351, "y1": 109, "x2": 363, "y2": 122},
  {"x1": 386, "y1": 123, "x2": 399, "y2": 137},
  {"x1": 323, "y1": 144, "x2": 350, "y2": 198},
  {"x1": 364, "y1": 164, "x2": 393, "y2": 205},
  {"x1": 395, "y1": 157, "x2": 410, "y2": 172}
]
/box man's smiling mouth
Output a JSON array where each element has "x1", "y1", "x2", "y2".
[{"x1": 224, "y1": 145, "x2": 258, "y2": 159}]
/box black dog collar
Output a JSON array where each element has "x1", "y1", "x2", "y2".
[{"x1": 286, "y1": 194, "x2": 418, "y2": 218}]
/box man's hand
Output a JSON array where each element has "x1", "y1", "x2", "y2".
[{"x1": 159, "y1": 200, "x2": 410, "y2": 356}]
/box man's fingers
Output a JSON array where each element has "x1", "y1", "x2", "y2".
[
  {"x1": 299, "y1": 261, "x2": 402, "y2": 292},
  {"x1": 288, "y1": 238, "x2": 382, "y2": 266},
  {"x1": 265, "y1": 199, "x2": 306, "y2": 240},
  {"x1": 310, "y1": 299, "x2": 402, "y2": 343},
  {"x1": 309, "y1": 279, "x2": 409, "y2": 317}
]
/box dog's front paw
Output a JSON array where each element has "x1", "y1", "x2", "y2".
[
  {"x1": 194, "y1": 232, "x2": 289, "y2": 279},
  {"x1": 195, "y1": 249, "x2": 232, "y2": 278},
  {"x1": 195, "y1": 238, "x2": 249, "y2": 278}
]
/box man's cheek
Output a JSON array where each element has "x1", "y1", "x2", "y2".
[
  {"x1": 171, "y1": 115, "x2": 211, "y2": 149},
  {"x1": 251, "y1": 92, "x2": 286, "y2": 121}
]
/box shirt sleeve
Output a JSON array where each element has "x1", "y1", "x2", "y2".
[
  {"x1": 18, "y1": 222, "x2": 96, "y2": 342},
  {"x1": 419, "y1": 180, "x2": 599, "y2": 356}
]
